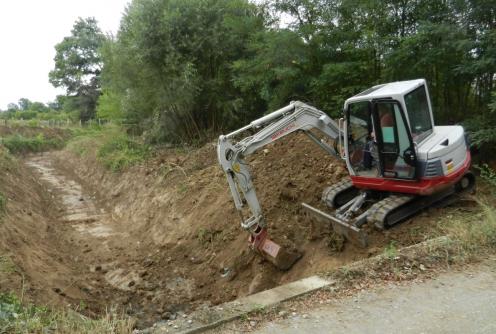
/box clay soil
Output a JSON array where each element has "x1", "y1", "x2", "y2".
[{"x1": 0, "y1": 132, "x2": 453, "y2": 328}]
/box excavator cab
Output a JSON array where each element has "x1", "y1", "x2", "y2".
[{"x1": 346, "y1": 99, "x2": 418, "y2": 180}]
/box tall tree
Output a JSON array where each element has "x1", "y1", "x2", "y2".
[
  {"x1": 101, "y1": 0, "x2": 267, "y2": 143},
  {"x1": 18, "y1": 98, "x2": 32, "y2": 111},
  {"x1": 6, "y1": 103, "x2": 19, "y2": 112},
  {"x1": 49, "y1": 17, "x2": 105, "y2": 121}
]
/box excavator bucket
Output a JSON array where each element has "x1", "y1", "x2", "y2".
[
  {"x1": 302, "y1": 203, "x2": 368, "y2": 247},
  {"x1": 250, "y1": 228, "x2": 302, "y2": 270}
]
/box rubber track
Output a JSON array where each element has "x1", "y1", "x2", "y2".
[
  {"x1": 366, "y1": 194, "x2": 414, "y2": 230},
  {"x1": 322, "y1": 178, "x2": 354, "y2": 208}
]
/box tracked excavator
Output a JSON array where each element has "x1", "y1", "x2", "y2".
[{"x1": 217, "y1": 79, "x2": 475, "y2": 270}]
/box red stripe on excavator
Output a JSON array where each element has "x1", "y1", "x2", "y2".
[{"x1": 350, "y1": 151, "x2": 471, "y2": 196}]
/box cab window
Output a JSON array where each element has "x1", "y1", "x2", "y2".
[{"x1": 404, "y1": 85, "x2": 433, "y2": 142}]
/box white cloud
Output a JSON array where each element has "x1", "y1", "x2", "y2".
[{"x1": 0, "y1": 0, "x2": 130, "y2": 109}]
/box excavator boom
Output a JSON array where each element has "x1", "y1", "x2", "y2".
[{"x1": 217, "y1": 101, "x2": 343, "y2": 269}]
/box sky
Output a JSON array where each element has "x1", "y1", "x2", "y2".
[{"x1": 0, "y1": 0, "x2": 131, "y2": 110}]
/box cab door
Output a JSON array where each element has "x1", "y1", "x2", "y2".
[
  {"x1": 345, "y1": 101, "x2": 376, "y2": 177},
  {"x1": 372, "y1": 100, "x2": 417, "y2": 180}
]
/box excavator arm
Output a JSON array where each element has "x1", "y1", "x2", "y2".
[{"x1": 217, "y1": 101, "x2": 343, "y2": 269}]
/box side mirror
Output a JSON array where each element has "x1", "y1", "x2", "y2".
[{"x1": 403, "y1": 147, "x2": 416, "y2": 166}]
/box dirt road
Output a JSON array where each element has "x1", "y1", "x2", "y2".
[{"x1": 235, "y1": 260, "x2": 496, "y2": 334}]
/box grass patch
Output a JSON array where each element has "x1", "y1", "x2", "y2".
[
  {"x1": 383, "y1": 240, "x2": 398, "y2": 259},
  {"x1": 423, "y1": 167, "x2": 496, "y2": 258},
  {"x1": 0, "y1": 293, "x2": 134, "y2": 334},
  {"x1": 177, "y1": 183, "x2": 188, "y2": 194},
  {"x1": 439, "y1": 202, "x2": 496, "y2": 258},
  {"x1": 0, "y1": 192, "x2": 6, "y2": 216},
  {"x1": 97, "y1": 133, "x2": 149, "y2": 172},
  {"x1": 66, "y1": 127, "x2": 104, "y2": 157},
  {"x1": 197, "y1": 228, "x2": 222, "y2": 246},
  {"x1": 1, "y1": 134, "x2": 64, "y2": 154},
  {"x1": 475, "y1": 164, "x2": 496, "y2": 194},
  {"x1": 0, "y1": 256, "x2": 15, "y2": 274},
  {"x1": 66, "y1": 125, "x2": 150, "y2": 172},
  {"x1": 66, "y1": 126, "x2": 107, "y2": 157},
  {"x1": 0, "y1": 146, "x2": 16, "y2": 171}
]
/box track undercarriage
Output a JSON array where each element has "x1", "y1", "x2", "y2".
[{"x1": 303, "y1": 173, "x2": 476, "y2": 247}]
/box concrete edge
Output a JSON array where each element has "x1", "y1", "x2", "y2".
[{"x1": 147, "y1": 276, "x2": 332, "y2": 334}]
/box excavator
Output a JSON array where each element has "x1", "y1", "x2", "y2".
[{"x1": 217, "y1": 79, "x2": 475, "y2": 270}]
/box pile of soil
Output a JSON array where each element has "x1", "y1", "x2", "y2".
[{"x1": 0, "y1": 131, "x2": 451, "y2": 327}]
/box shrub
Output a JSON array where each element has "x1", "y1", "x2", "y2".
[
  {"x1": 2, "y1": 134, "x2": 64, "y2": 154},
  {"x1": 476, "y1": 164, "x2": 496, "y2": 190},
  {"x1": 97, "y1": 134, "x2": 149, "y2": 172}
]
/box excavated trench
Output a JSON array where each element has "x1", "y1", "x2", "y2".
[
  {"x1": 24, "y1": 154, "x2": 151, "y2": 320},
  {"x1": 10, "y1": 133, "x2": 453, "y2": 328}
]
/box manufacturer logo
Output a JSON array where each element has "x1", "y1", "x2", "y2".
[{"x1": 270, "y1": 122, "x2": 296, "y2": 141}]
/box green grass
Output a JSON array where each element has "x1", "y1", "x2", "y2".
[
  {"x1": 439, "y1": 202, "x2": 496, "y2": 258},
  {"x1": 197, "y1": 228, "x2": 215, "y2": 245},
  {"x1": 0, "y1": 192, "x2": 6, "y2": 216},
  {"x1": 97, "y1": 133, "x2": 149, "y2": 172},
  {"x1": 0, "y1": 256, "x2": 15, "y2": 274},
  {"x1": 66, "y1": 125, "x2": 150, "y2": 172},
  {"x1": 26, "y1": 119, "x2": 39, "y2": 128},
  {"x1": 1, "y1": 134, "x2": 64, "y2": 154},
  {"x1": 383, "y1": 240, "x2": 398, "y2": 259},
  {"x1": 476, "y1": 164, "x2": 496, "y2": 194},
  {"x1": 177, "y1": 183, "x2": 188, "y2": 194},
  {"x1": 66, "y1": 125, "x2": 110, "y2": 157},
  {"x1": 0, "y1": 293, "x2": 134, "y2": 334}
]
